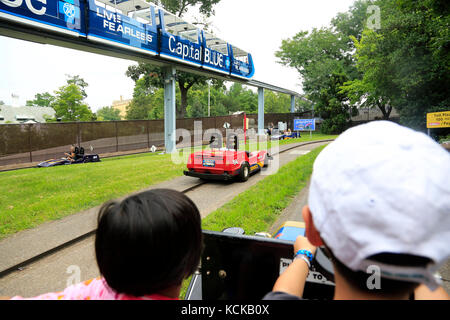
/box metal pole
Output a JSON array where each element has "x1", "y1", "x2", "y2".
[
  {"x1": 77, "y1": 122, "x2": 81, "y2": 148},
  {"x1": 290, "y1": 95, "x2": 295, "y2": 113},
  {"x1": 258, "y1": 87, "x2": 264, "y2": 135},
  {"x1": 114, "y1": 121, "x2": 118, "y2": 152},
  {"x1": 164, "y1": 67, "x2": 177, "y2": 153},
  {"x1": 146, "y1": 120, "x2": 150, "y2": 149},
  {"x1": 28, "y1": 124, "x2": 32, "y2": 163}
]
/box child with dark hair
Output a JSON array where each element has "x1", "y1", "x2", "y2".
[{"x1": 10, "y1": 189, "x2": 203, "y2": 300}]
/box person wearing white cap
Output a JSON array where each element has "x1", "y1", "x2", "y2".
[{"x1": 264, "y1": 121, "x2": 450, "y2": 300}]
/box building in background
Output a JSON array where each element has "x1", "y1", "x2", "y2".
[
  {"x1": 351, "y1": 107, "x2": 399, "y2": 121},
  {"x1": 112, "y1": 96, "x2": 132, "y2": 119},
  {"x1": 0, "y1": 105, "x2": 56, "y2": 124}
]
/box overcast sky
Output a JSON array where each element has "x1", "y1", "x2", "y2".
[{"x1": 0, "y1": 0, "x2": 356, "y2": 112}]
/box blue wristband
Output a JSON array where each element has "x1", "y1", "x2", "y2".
[{"x1": 294, "y1": 249, "x2": 314, "y2": 262}]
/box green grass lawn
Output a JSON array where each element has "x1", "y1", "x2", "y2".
[
  {"x1": 179, "y1": 144, "x2": 328, "y2": 298},
  {"x1": 0, "y1": 134, "x2": 335, "y2": 240},
  {"x1": 0, "y1": 152, "x2": 185, "y2": 239}
]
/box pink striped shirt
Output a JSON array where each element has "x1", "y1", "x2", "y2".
[{"x1": 10, "y1": 277, "x2": 178, "y2": 300}]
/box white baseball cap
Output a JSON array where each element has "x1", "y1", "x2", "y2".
[{"x1": 308, "y1": 121, "x2": 450, "y2": 290}]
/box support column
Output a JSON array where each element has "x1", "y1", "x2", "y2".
[
  {"x1": 291, "y1": 95, "x2": 296, "y2": 113},
  {"x1": 164, "y1": 67, "x2": 177, "y2": 153},
  {"x1": 258, "y1": 87, "x2": 265, "y2": 135}
]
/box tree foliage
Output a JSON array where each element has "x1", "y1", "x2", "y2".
[
  {"x1": 126, "y1": 77, "x2": 165, "y2": 120},
  {"x1": 150, "y1": 0, "x2": 221, "y2": 17},
  {"x1": 332, "y1": 0, "x2": 373, "y2": 44},
  {"x1": 220, "y1": 83, "x2": 257, "y2": 114},
  {"x1": 344, "y1": 0, "x2": 450, "y2": 131},
  {"x1": 125, "y1": 79, "x2": 296, "y2": 120},
  {"x1": 275, "y1": 1, "x2": 373, "y2": 133},
  {"x1": 26, "y1": 92, "x2": 55, "y2": 108},
  {"x1": 126, "y1": 63, "x2": 211, "y2": 118},
  {"x1": 276, "y1": 0, "x2": 449, "y2": 135},
  {"x1": 96, "y1": 106, "x2": 121, "y2": 121},
  {"x1": 52, "y1": 76, "x2": 93, "y2": 122},
  {"x1": 66, "y1": 75, "x2": 89, "y2": 98},
  {"x1": 276, "y1": 27, "x2": 358, "y2": 134}
]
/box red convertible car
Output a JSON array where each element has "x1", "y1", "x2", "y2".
[
  {"x1": 184, "y1": 148, "x2": 270, "y2": 182},
  {"x1": 184, "y1": 113, "x2": 271, "y2": 182}
]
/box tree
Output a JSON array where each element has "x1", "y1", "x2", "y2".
[
  {"x1": 52, "y1": 83, "x2": 93, "y2": 121},
  {"x1": 220, "y1": 83, "x2": 257, "y2": 114},
  {"x1": 126, "y1": 63, "x2": 213, "y2": 119},
  {"x1": 296, "y1": 97, "x2": 314, "y2": 113},
  {"x1": 184, "y1": 81, "x2": 229, "y2": 117},
  {"x1": 150, "y1": 0, "x2": 221, "y2": 18},
  {"x1": 339, "y1": 31, "x2": 394, "y2": 120},
  {"x1": 276, "y1": 1, "x2": 380, "y2": 133},
  {"x1": 276, "y1": 28, "x2": 357, "y2": 134},
  {"x1": 343, "y1": 0, "x2": 450, "y2": 131},
  {"x1": 126, "y1": 0, "x2": 222, "y2": 119},
  {"x1": 126, "y1": 78, "x2": 166, "y2": 120},
  {"x1": 331, "y1": 0, "x2": 374, "y2": 45},
  {"x1": 0, "y1": 100, "x2": 5, "y2": 105},
  {"x1": 264, "y1": 91, "x2": 291, "y2": 113},
  {"x1": 66, "y1": 75, "x2": 89, "y2": 98},
  {"x1": 97, "y1": 106, "x2": 121, "y2": 121},
  {"x1": 26, "y1": 92, "x2": 55, "y2": 108}
]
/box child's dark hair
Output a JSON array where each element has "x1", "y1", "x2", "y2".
[
  {"x1": 95, "y1": 189, "x2": 203, "y2": 297},
  {"x1": 324, "y1": 243, "x2": 430, "y2": 296}
]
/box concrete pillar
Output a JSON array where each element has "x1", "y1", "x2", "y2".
[
  {"x1": 258, "y1": 87, "x2": 265, "y2": 135},
  {"x1": 164, "y1": 67, "x2": 177, "y2": 153},
  {"x1": 291, "y1": 95, "x2": 295, "y2": 113}
]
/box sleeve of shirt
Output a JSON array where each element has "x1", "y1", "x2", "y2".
[
  {"x1": 10, "y1": 277, "x2": 106, "y2": 300},
  {"x1": 262, "y1": 291, "x2": 302, "y2": 300}
]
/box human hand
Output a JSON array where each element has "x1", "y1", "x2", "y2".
[{"x1": 294, "y1": 235, "x2": 317, "y2": 256}]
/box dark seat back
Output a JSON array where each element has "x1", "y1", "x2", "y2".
[
  {"x1": 200, "y1": 231, "x2": 296, "y2": 300},
  {"x1": 191, "y1": 230, "x2": 335, "y2": 300},
  {"x1": 73, "y1": 146, "x2": 84, "y2": 161}
]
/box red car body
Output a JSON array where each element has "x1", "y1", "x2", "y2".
[{"x1": 184, "y1": 149, "x2": 270, "y2": 181}]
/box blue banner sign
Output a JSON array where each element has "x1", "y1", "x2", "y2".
[
  {"x1": 294, "y1": 119, "x2": 316, "y2": 131},
  {"x1": 0, "y1": 0, "x2": 84, "y2": 36},
  {"x1": 87, "y1": 0, "x2": 158, "y2": 55}
]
